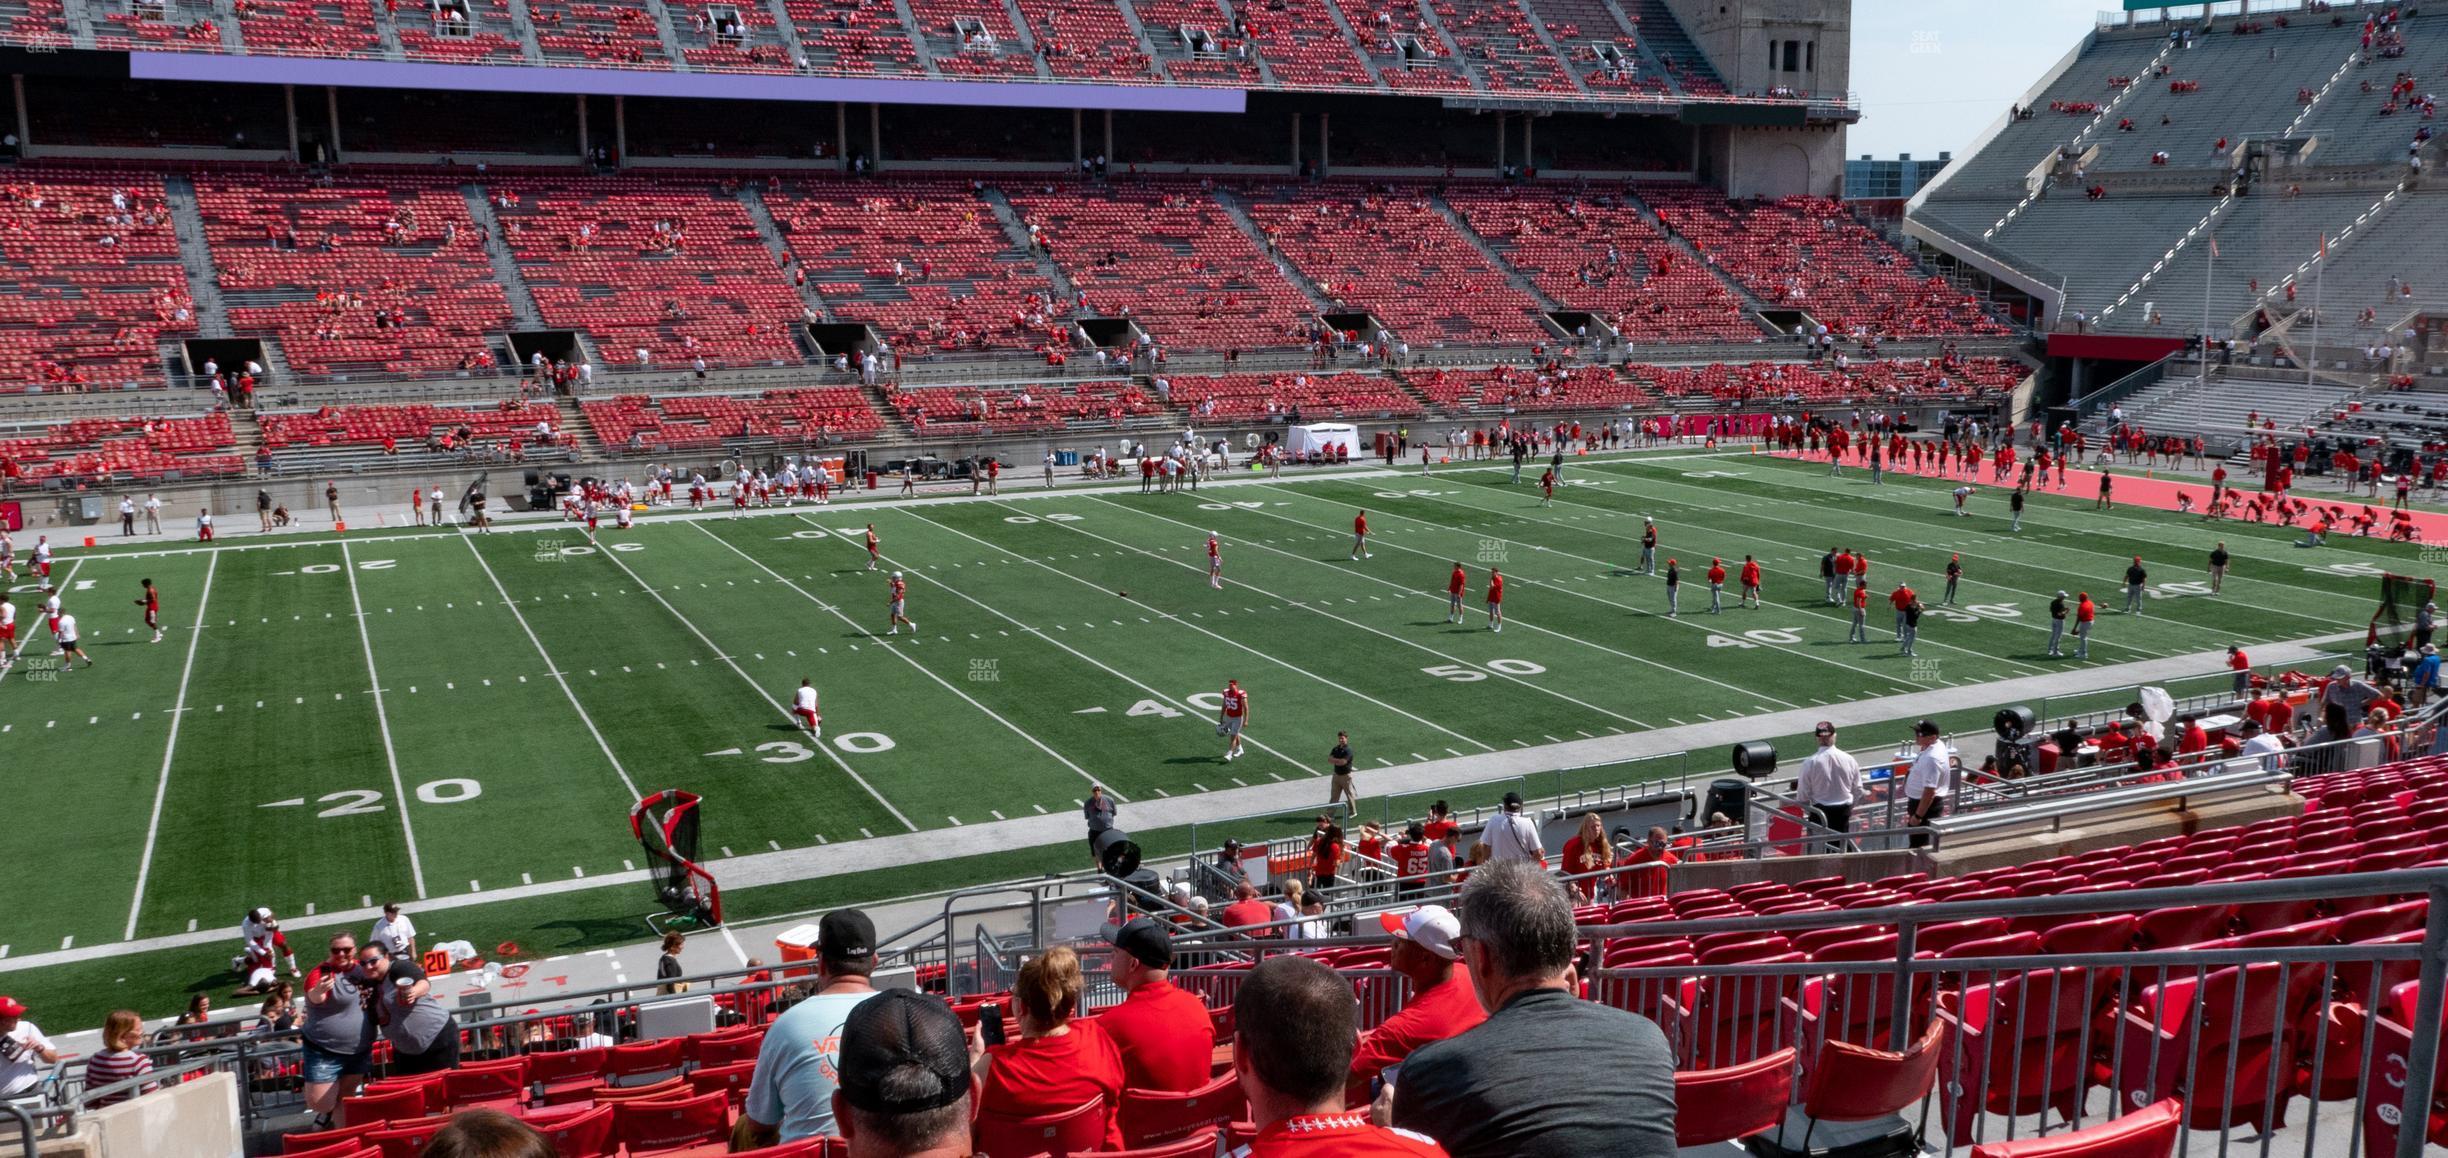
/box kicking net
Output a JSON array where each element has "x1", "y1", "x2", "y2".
[
  {"x1": 2369, "y1": 572, "x2": 2439, "y2": 648},
  {"x1": 631, "y1": 789, "x2": 723, "y2": 927}
]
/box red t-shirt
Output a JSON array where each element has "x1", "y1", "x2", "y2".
[
  {"x1": 1616, "y1": 846, "x2": 1678, "y2": 898},
  {"x1": 1707, "y1": 564, "x2": 1725, "y2": 585},
  {"x1": 1238, "y1": 1113, "x2": 1448, "y2": 1157},
  {"x1": 1345, "y1": 971, "x2": 1486, "y2": 1104},
  {"x1": 979, "y1": 1022, "x2": 1127, "y2": 1149},
  {"x1": 1355, "y1": 515, "x2": 1368, "y2": 535},
  {"x1": 1421, "y1": 818, "x2": 1457, "y2": 843},
  {"x1": 1448, "y1": 568, "x2": 1466, "y2": 596},
  {"x1": 1486, "y1": 575, "x2": 1503, "y2": 604},
  {"x1": 2076, "y1": 599, "x2": 2097, "y2": 623},
  {"x1": 1096, "y1": 980, "x2": 1215, "y2": 1093},
  {"x1": 1890, "y1": 586, "x2": 1914, "y2": 611},
  {"x1": 1222, "y1": 899, "x2": 1274, "y2": 929},
  {"x1": 2229, "y1": 650, "x2": 2250, "y2": 671}
]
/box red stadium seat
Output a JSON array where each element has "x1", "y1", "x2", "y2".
[
  {"x1": 338, "y1": 1085, "x2": 429, "y2": 1128},
  {"x1": 1102, "y1": 1128, "x2": 1223, "y2": 1158},
  {"x1": 1785, "y1": 1016, "x2": 1946, "y2": 1153},
  {"x1": 2116, "y1": 963, "x2": 2296, "y2": 1132},
  {"x1": 613, "y1": 1091, "x2": 735, "y2": 1154},
  {"x1": 1937, "y1": 967, "x2": 2108, "y2": 1143},
  {"x1": 1673, "y1": 1046, "x2": 1797, "y2": 1147},
  {"x1": 605, "y1": 1037, "x2": 688, "y2": 1086},
  {"x1": 1967, "y1": 1097, "x2": 2184, "y2": 1158},
  {"x1": 686, "y1": 1060, "x2": 758, "y2": 1105},
  {"x1": 1118, "y1": 1070, "x2": 1244, "y2": 1149},
  {"x1": 525, "y1": 1105, "x2": 617, "y2": 1158},
  {"x1": 283, "y1": 1121, "x2": 380, "y2": 1154},
  {"x1": 972, "y1": 1097, "x2": 1108, "y2": 1158}
]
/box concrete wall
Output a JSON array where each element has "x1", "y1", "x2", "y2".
[
  {"x1": 1705, "y1": 124, "x2": 1849, "y2": 198},
  {"x1": 0, "y1": 1073, "x2": 243, "y2": 1158},
  {"x1": 1662, "y1": 0, "x2": 1853, "y2": 100}
]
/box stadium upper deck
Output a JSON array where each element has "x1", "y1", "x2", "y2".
[
  {"x1": 1907, "y1": 2, "x2": 2443, "y2": 342},
  {"x1": 0, "y1": 0, "x2": 1851, "y2": 113}
]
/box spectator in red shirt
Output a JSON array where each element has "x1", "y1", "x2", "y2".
[
  {"x1": 1237, "y1": 957, "x2": 1448, "y2": 1157},
  {"x1": 1421, "y1": 801, "x2": 1458, "y2": 844},
  {"x1": 969, "y1": 945, "x2": 1126, "y2": 1149},
  {"x1": 1558, "y1": 814, "x2": 1614, "y2": 901},
  {"x1": 1615, "y1": 826, "x2": 1679, "y2": 899},
  {"x1": 1222, "y1": 881, "x2": 1275, "y2": 933},
  {"x1": 1347, "y1": 905, "x2": 1485, "y2": 1107},
  {"x1": 1097, "y1": 918, "x2": 1215, "y2": 1093}
]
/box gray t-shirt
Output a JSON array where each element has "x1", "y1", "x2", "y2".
[
  {"x1": 1392, "y1": 988, "x2": 1676, "y2": 1158},
  {"x1": 302, "y1": 974, "x2": 372, "y2": 1056},
  {"x1": 745, "y1": 988, "x2": 881, "y2": 1141},
  {"x1": 377, "y1": 960, "x2": 454, "y2": 1054}
]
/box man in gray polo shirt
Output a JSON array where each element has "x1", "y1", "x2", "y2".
[{"x1": 1389, "y1": 861, "x2": 1675, "y2": 1157}]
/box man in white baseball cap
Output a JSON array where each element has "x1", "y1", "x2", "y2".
[{"x1": 1347, "y1": 905, "x2": 1485, "y2": 1104}]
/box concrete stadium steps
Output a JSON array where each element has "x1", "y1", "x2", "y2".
[
  {"x1": 2115, "y1": 366, "x2": 2365, "y2": 435},
  {"x1": 1936, "y1": 194, "x2": 2216, "y2": 320},
  {"x1": 1926, "y1": 36, "x2": 2168, "y2": 199}
]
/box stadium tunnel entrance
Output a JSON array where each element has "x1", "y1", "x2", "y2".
[
  {"x1": 806, "y1": 322, "x2": 880, "y2": 361},
  {"x1": 1320, "y1": 310, "x2": 1385, "y2": 341},
  {"x1": 1547, "y1": 310, "x2": 1617, "y2": 344},
  {"x1": 1075, "y1": 316, "x2": 1148, "y2": 349},
  {"x1": 506, "y1": 330, "x2": 583, "y2": 371},
  {"x1": 1756, "y1": 307, "x2": 1820, "y2": 336},
  {"x1": 180, "y1": 337, "x2": 267, "y2": 382}
]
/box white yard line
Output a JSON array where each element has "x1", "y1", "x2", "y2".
[
  {"x1": 690, "y1": 521, "x2": 1117, "y2": 797},
  {"x1": 1272, "y1": 481, "x2": 2047, "y2": 679},
  {"x1": 874, "y1": 511, "x2": 1311, "y2": 776},
  {"x1": 1078, "y1": 497, "x2": 1687, "y2": 725},
  {"x1": 343, "y1": 542, "x2": 427, "y2": 900},
  {"x1": 123, "y1": 553, "x2": 215, "y2": 940},
  {"x1": 592, "y1": 538, "x2": 920, "y2": 832},
  {"x1": 914, "y1": 510, "x2": 1493, "y2": 752},
  {"x1": 459, "y1": 535, "x2": 644, "y2": 802},
  {"x1": 1580, "y1": 459, "x2": 2368, "y2": 628}
]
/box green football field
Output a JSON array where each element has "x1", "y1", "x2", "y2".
[{"x1": 0, "y1": 448, "x2": 2416, "y2": 968}]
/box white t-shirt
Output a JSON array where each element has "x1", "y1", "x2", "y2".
[
  {"x1": 793, "y1": 686, "x2": 819, "y2": 713},
  {"x1": 371, "y1": 914, "x2": 418, "y2": 956},
  {"x1": 1903, "y1": 744, "x2": 1951, "y2": 801},
  {"x1": 53, "y1": 614, "x2": 76, "y2": 642},
  {"x1": 1480, "y1": 810, "x2": 1545, "y2": 864},
  {"x1": 2241, "y1": 733, "x2": 2288, "y2": 772},
  {"x1": 1, "y1": 1021, "x2": 56, "y2": 1097}
]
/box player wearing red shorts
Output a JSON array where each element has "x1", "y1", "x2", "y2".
[
  {"x1": 0, "y1": 594, "x2": 16, "y2": 667},
  {"x1": 790, "y1": 678, "x2": 821, "y2": 735},
  {"x1": 134, "y1": 578, "x2": 162, "y2": 643}
]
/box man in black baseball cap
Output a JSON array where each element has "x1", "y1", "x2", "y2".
[
  {"x1": 1098, "y1": 917, "x2": 1213, "y2": 1093},
  {"x1": 831, "y1": 989, "x2": 972, "y2": 1158},
  {"x1": 741, "y1": 908, "x2": 883, "y2": 1147}
]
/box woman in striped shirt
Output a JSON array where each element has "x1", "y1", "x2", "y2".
[{"x1": 81, "y1": 1011, "x2": 155, "y2": 1107}]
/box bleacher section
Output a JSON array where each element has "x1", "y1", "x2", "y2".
[
  {"x1": 578, "y1": 388, "x2": 884, "y2": 453},
  {"x1": 1163, "y1": 370, "x2": 1422, "y2": 419},
  {"x1": 781, "y1": 0, "x2": 925, "y2": 75},
  {"x1": 255, "y1": 401, "x2": 568, "y2": 470},
  {"x1": 1912, "y1": 7, "x2": 2446, "y2": 333},
  {"x1": 493, "y1": 179, "x2": 807, "y2": 367},
  {"x1": 1243, "y1": 184, "x2": 1553, "y2": 343},
  {"x1": 1011, "y1": 0, "x2": 1155, "y2": 81},
  {"x1": 1640, "y1": 187, "x2": 2007, "y2": 338},
  {"x1": 766, "y1": 179, "x2": 1055, "y2": 355},
  {"x1": 1425, "y1": 0, "x2": 1574, "y2": 95},
  {"x1": 1439, "y1": 184, "x2": 1760, "y2": 342},
  {"x1": 0, "y1": 413, "x2": 238, "y2": 482},
  {"x1": 193, "y1": 173, "x2": 514, "y2": 376},
  {"x1": 0, "y1": 172, "x2": 194, "y2": 390},
  {"x1": 524, "y1": 0, "x2": 673, "y2": 67},
  {"x1": 1637, "y1": 356, "x2": 2022, "y2": 403},
  {"x1": 1237, "y1": 0, "x2": 1373, "y2": 89},
  {"x1": 1406, "y1": 363, "x2": 1654, "y2": 413},
  {"x1": 232, "y1": 0, "x2": 385, "y2": 59},
  {"x1": 885, "y1": 380, "x2": 1160, "y2": 434},
  {"x1": 1005, "y1": 182, "x2": 1316, "y2": 350}
]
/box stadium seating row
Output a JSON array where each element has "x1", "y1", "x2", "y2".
[{"x1": 0, "y1": 171, "x2": 2009, "y2": 390}]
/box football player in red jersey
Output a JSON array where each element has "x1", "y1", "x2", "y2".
[
  {"x1": 1445, "y1": 562, "x2": 1467, "y2": 624},
  {"x1": 1208, "y1": 533, "x2": 1225, "y2": 590},
  {"x1": 1739, "y1": 555, "x2": 1762, "y2": 609},
  {"x1": 134, "y1": 577, "x2": 162, "y2": 643},
  {"x1": 864, "y1": 524, "x2": 881, "y2": 571},
  {"x1": 1484, "y1": 568, "x2": 1505, "y2": 633},
  {"x1": 1351, "y1": 510, "x2": 1372, "y2": 560},
  {"x1": 885, "y1": 572, "x2": 916, "y2": 635},
  {"x1": 1218, "y1": 678, "x2": 1250, "y2": 762}
]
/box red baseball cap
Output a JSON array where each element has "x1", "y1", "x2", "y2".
[{"x1": 0, "y1": 996, "x2": 25, "y2": 1017}]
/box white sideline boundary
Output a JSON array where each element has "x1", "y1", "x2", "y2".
[
  {"x1": 343, "y1": 541, "x2": 428, "y2": 900},
  {"x1": 123, "y1": 554, "x2": 216, "y2": 939},
  {"x1": 3, "y1": 626, "x2": 2367, "y2": 978}
]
